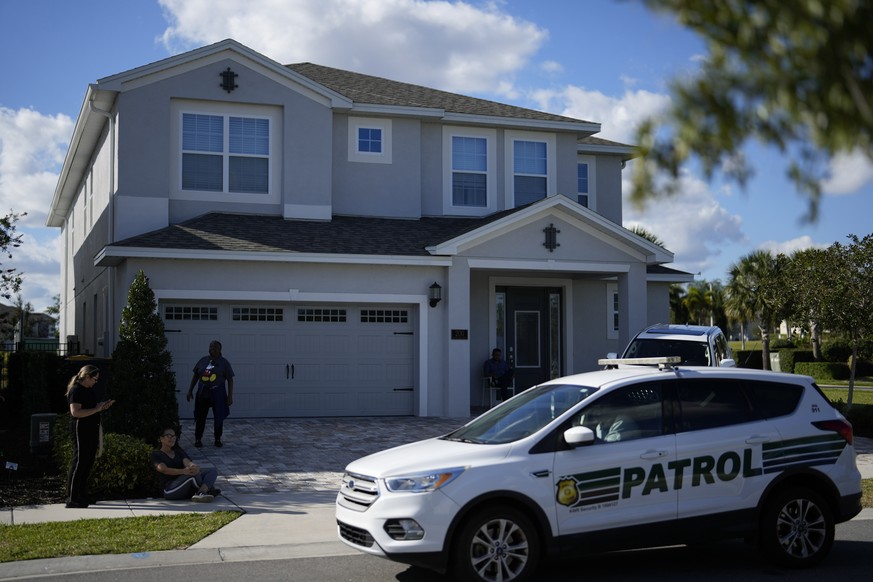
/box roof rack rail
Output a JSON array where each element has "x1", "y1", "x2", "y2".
[{"x1": 598, "y1": 356, "x2": 681, "y2": 370}]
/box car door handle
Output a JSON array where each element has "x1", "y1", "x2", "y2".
[
  {"x1": 745, "y1": 435, "x2": 771, "y2": 444},
  {"x1": 531, "y1": 470, "x2": 551, "y2": 478},
  {"x1": 640, "y1": 450, "x2": 668, "y2": 459}
]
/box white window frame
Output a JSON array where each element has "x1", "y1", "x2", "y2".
[
  {"x1": 170, "y1": 100, "x2": 281, "y2": 204},
  {"x1": 443, "y1": 126, "x2": 496, "y2": 215},
  {"x1": 577, "y1": 155, "x2": 597, "y2": 211},
  {"x1": 606, "y1": 283, "x2": 619, "y2": 340},
  {"x1": 348, "y1": 117, "x2": 392, "y2": 164},
  {"x1": 504, "y1": 130, "x2": 557, "y2": 208}
]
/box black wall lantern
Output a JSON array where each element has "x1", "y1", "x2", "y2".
[{"x1": 429, "y1": 282, "x2": 442, "y2": 308}]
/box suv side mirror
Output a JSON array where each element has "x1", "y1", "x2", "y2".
[
  {"x1": 564, "y1": 426, "x2": 595, "y2": 447},
  {"x1": 719, "y1": 358, "x2": 737, "y2": 368},
  {"x1": 606, "y1": 352, "x2": 617, "y2": 359}
]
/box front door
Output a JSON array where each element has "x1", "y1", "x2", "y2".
[{"x1": 499, "y1": 286, "x2": 562, "y2": 392}]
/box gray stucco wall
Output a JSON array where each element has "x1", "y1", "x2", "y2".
[
  {"x1": 594, "y1": 155, "x2": 626, "y2": 225},
  {"x1": 331, "y1": 115, "x2": 422, "y2": 218},
  {"x1": 114, "y1": 57, "x2": 334, "y2": 236}
]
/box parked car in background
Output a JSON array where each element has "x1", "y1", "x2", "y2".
[
  {"x1": 607, "y1": 324, "x2": 735, "y2": 367},
  {"x1": 335, "y1": 360, "x2": 862, "y2": 581}
]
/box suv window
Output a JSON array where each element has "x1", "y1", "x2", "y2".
[
  {"x1": 745, "y1": 380, "x2": 803, "y2": 418},
  {"x1": 675, "y1": 379, "x2": 755, "y2": 431},
  {"x1": 575, "y1": 383, "x2": 663, "y2": 443},
  {"x1": 624, "y1": 339, "x2": 711, "y2": 366}
]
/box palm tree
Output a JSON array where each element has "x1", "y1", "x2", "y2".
[
  {"x1": 683, "y1": 285, "x2": 709, "y2": 325},
  {"x1": 725, "y1": 250, "x2": 782, "y2": 369}
]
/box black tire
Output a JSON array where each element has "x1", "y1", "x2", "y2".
[
  {"x1": 451, "y1": 505, "x2": 541, "y2": 582},
  {"x1": 758, "y1": 486, "x2": 834, "y2": 568}
]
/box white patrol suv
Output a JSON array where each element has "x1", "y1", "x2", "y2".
[
  {"x1": 608, "y1": 323, "x2": 736, "y2": 367},
  {"x1": 335, "y1": 360, "x2": 862, "y2": 582}
]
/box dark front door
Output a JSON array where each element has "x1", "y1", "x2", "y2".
[{"x1": 501, "y1": 286, "x2": 562, "y2": 392}]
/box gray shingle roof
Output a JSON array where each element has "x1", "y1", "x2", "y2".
[
  {"x1": 288, "y1": 63, "x2": 593, "y2": 125},
  {"x1": 112, "y1": 211, "x2": 520, "y2": 256}
]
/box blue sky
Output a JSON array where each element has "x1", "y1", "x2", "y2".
[{"x1": 2, "y1": 0, "x2": 871, "y2": 311}]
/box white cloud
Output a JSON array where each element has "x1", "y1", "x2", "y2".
[
  {"x1": 822, "y1": 150, "x2": 873, "y2": 195},
  {"x1": 533, "y1": 85, "x2": 671, "y2": 143},
  {"x1": 0, "y1": 107, "x2": 73, "y2": 227},
  {"x1": 2, "y1": 230, "x2": 62, "y2": 312},
  {"x1": 0, "y1": 107, "x2": 71, "y2": 311},
  {"x1": 758, "y1": 235, "x2": 826, "y2": 256},
  {"x1": 158, "y1": 0, "x2": 547, "y2": 94},
  {"x1": 623, "y1": 167, "x2": 746, "y2": 277}
]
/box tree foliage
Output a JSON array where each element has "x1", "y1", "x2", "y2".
[
  {"x1": 107, "y1": 270, "x2": 179, "y2": 443},
  {"x1": 725, "y1": 250, "x2": 790, "y2": 368},
  {"x1": 631, "y1": 0, "x2": 873, "y2": 221},
  {"x1": 1, "y1": 211, "x2": 25, "y2": 300}
]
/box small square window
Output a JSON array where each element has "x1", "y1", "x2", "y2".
[{"x1": 358, "y1": 128, "x2": 382, "y2": 153}]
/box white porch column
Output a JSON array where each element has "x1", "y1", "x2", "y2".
[
  {"x1": 618, "y1": 263, "x2": 647, "y2": 349},
  {"x1": 446, "y1": 258, "x2": 471, "y2": 416}
]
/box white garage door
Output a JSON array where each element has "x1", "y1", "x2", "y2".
[{"x1": 163, "y1": 302, "x2": 416, "y2": 417}]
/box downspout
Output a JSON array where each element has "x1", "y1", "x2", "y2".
[{"x1": 88, "y1": 87, "x2": 116, "y2": 357}]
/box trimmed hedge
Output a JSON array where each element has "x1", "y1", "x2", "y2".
[
  {"x1": 794, "y1": 361, "x2": 851, "y2": 381},
  {"x1": 822, "y1": 339, "x2": 853, "y2": 362},
  {"x1": 777, "y1": 349, "x2": 815, "y2": 374},
  {"x1": 53, "y1": 413, "x2": 159, "y2": 499}
]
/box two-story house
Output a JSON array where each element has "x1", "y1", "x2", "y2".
[{"x1": 48, "y1": 39, "x2": 691, "y2": 418}]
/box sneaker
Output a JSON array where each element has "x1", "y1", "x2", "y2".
[
  {"x1": 194, "y1": 440, "x2": 203, "y2": 448},
  {"x1": 214, "y1": 440, "x2": 223, "y2": 448},
  {"x1": 192, "y1": 492, "x2": 214, "y2": 503}
]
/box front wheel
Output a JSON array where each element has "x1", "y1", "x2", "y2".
[
  {"x1": 758, "y1": 486, "x2": 834, "y2": 568},
  {"x1": 452, "y1": 506, "x2": 540, "y2": 582}
]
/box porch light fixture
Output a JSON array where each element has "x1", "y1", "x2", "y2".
[{"x1": 428, "y1": 282, "x2": 442, "y2": 308}]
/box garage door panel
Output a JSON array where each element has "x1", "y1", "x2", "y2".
[
  {"x1": 234, "y1": 362, "x2": 288, "y2": 388},
  {"x1": 164, "y1": 302, "x2": 415, "y2": 417}
]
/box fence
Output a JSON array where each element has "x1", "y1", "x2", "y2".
[{"x1": 0, "y1": 339, "x2": 81, "y2": 357}]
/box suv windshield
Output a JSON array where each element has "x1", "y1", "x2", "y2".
[
  {"x1": 623, "y1": 338, "x2": 711, "y2": 366},
  {"x1": 444, "y1": 383, "x2": 598, "y2": 444}
]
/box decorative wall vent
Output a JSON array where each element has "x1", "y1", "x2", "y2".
[
  {"x1": 543, "y1": 223, "x2": 561, "y2": 252},
  {"x1": 220, "y1": 67, "x2": 238, "y2": 93}
]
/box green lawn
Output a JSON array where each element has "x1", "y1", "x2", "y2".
[
  {"x1": 0, "y1": 511, "x2": 240, "y2": 563},
  {"x1": 822, "y1": 387, "x2": 873, "y2": 405}
]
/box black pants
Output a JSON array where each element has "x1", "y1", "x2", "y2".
[
  {"x1": 67, "y1": 419, "x2": 99, "y2": 504},
  {"x1": 194, "y1": 395, "x2": 224, "y2": 441}
]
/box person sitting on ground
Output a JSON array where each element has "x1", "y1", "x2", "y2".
[{"x1": 151, "y1": 427, "x2": 220, "y2": 503}]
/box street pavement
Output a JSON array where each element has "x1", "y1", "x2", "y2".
[{"x1": 1, "y1": 417, "x2": 872, "y2": 580}]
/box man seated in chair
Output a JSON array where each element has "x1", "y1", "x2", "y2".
[{"x1": 484, "y1": 348, "x2": 514, "y2": 402}]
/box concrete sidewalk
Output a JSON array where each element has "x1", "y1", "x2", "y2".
[{"x1": 2, "y1": 419, "x2": 872, "y2": 580}]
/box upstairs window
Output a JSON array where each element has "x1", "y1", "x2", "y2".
[
  {"x1": 348, "y1": 117, "x2": 392, "y2": 163},
  {"x1": 182, "y1": 113, "x2": 269, "y2": 194},
  {"x1": 577, "y1": 155, "x2": 596, "y2": 210},
  {"x1": 358, "y1": 128, "x2": 382, "y2": 153},
  {"x1": 513, "y1": 140, "x2": 547, "y2": 205},
  {"x1": 577, "y1": 163, "x2": 589, "y2": 207},
  {"x1": 443, "y1": 127, "x2": 496, "y2": 215},
  {"x1": 452, "y1": 136, "x2": 487, "y2": 207}
]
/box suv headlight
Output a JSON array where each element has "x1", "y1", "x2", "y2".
[{"x1": 384, "y1": 467, "x2": 466, "y2": 493}]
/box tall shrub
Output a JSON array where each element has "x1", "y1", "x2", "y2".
[{"x1": 106, "y1": 270, "x2": 179, "y2": 443}]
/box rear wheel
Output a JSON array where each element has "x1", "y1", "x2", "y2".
[
  {"x1": 452, "y1": 506, "x2": 540, "y2": 582},
  {"x1": 758, "y1": 486, "x2": 834, "y2": 568}
]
